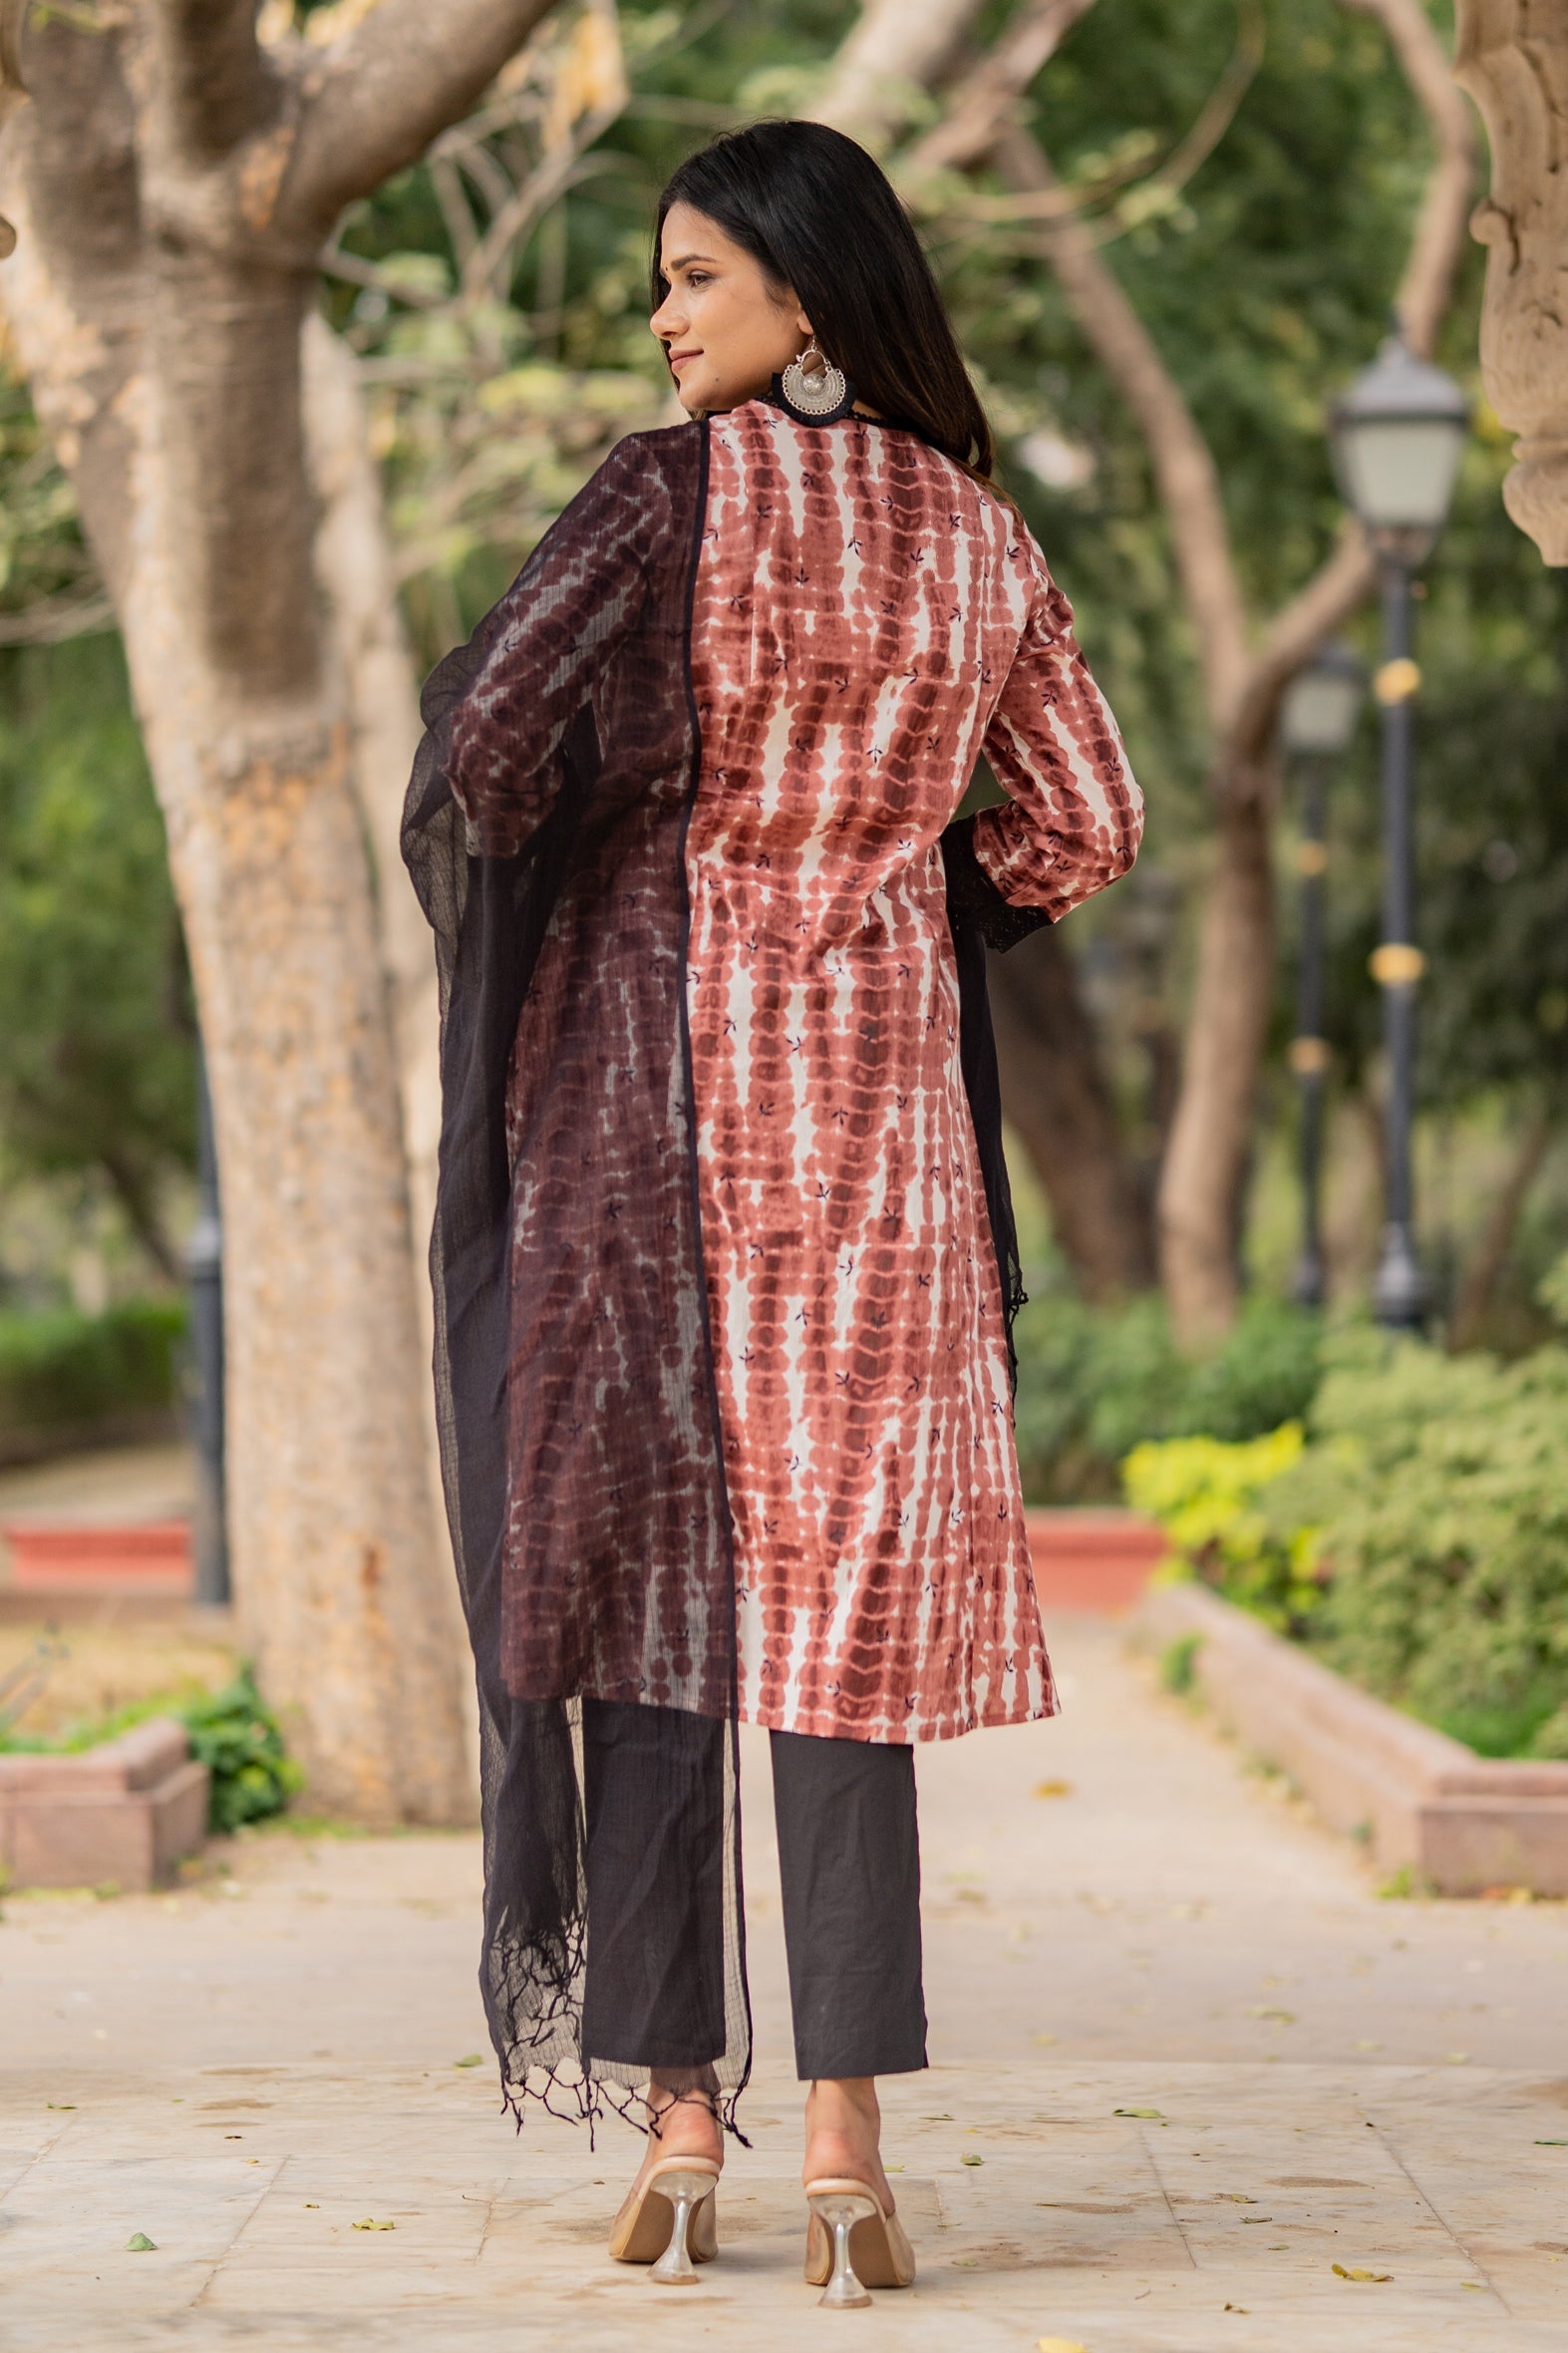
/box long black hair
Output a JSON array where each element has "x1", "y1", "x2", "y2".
[{"x1": 652, "y1": 119, "x2": 996, "y2": 481}]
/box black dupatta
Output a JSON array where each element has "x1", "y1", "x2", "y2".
[{"x1": 401, "y1": 410, "x2": 1042, "y2": 2139}]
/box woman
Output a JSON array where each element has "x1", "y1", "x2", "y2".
[{"x1": 402, "y1": 118, "x2": 1140, "y2": 2307}]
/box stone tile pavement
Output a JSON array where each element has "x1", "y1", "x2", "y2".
[{"x1": 3, "y1": 1614, "x2": 1567, "y2": 2349}]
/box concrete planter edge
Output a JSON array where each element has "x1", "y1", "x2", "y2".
[
  {"x1": 0, "y1": 1714, "x2": 209, "y2": 1892},
  {"x1": 1129, "y1": 1580, "x2": 1568, "y2": 1897}
]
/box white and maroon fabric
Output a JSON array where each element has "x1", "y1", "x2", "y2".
[{"x1": 402, "y1": 389, "x2": 1140, "y2": 2138}]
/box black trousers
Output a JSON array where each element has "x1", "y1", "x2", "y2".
[{"x1": 579, "y1": 1700, "x2": 927, "y2": 2082}]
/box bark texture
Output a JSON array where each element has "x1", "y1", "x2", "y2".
[
  {"x1": 1454, "y1": 0, "x2": 1568, "y2": 563},
  {"x1": 0, "y1": 0, "x2": 555, "y2": 1819}
]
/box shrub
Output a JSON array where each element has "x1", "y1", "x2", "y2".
[
  {"x1": 179, "y1": 1669, "x2": 305, "y2": 1834},
  {"x1": 0, "y1": 1298, "x2": 185, "y2": 1437},
  {"x1": 1128, "y1": 1325, "x2": 1568, "y2": 1759},
  {"x1": 1122, "y1": 1421, "x2": 1323, "y2": 1633},
  {"x1": 1264, "y1": 1329, "x2": 1568, "y2": 1759},
  {"x1": 1012, "y1": 1292, "x2": 1323, "y2": 1503}
]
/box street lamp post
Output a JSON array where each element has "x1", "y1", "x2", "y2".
[
  {"x1": 1281, "y1": 641, "x2": 1364, "y2": 1308},
  {"x1": 1329, "y1": 333, "x2": 1468, "y2": 1330}
]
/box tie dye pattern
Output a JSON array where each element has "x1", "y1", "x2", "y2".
[{"x1": 685, "y1": 398, "x2": 1142, "y2": 1743}]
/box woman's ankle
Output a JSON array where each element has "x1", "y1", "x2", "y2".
[
  {"x1": 805, "y1": 2076, "x2": 880, "y2": 2138},
  {"x1": 642, "y1": 2079, "x2": 724, "y2": 2166},
  {"x1": 802, "y1": 2077, "x2": 892, "y2": 2204}
]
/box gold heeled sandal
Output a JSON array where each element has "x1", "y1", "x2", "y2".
[
  {"x1": 802, "y1": 2177, "x2": 917, "y2": 2308},
  {"x1": 608, "y1": 2155, "x2": 721, "y2": 2284}
]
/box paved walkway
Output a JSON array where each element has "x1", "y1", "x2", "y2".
[{"x1": 3, "y1": 1614, "x2": 1567, "y2": 2348}]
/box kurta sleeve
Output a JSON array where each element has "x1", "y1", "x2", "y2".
[
  {"x1": 432, "y1": 433, "x2": 670, "y2": 858},
  {"x1": 968, "y1": 536, "x2": 1142, "y2": 924}
]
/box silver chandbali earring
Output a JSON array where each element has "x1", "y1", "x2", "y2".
[{"x1": 778, "y1": 339, "x2": 855, "y2": 423}]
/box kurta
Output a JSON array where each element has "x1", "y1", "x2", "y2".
[
  {"x1": 683, "y1": 395, "x2": 1142, "y2": 1744},
  {"x1": 405, "y1": 397, "x2": 1140, "y2": 2128}
]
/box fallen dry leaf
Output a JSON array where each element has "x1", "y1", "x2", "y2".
[
  {"x1": 1033, "y1": 1779, "x2": 1074, "y2": 1799},
  {"x1": 1037, "y1": 2339, "x2": 1089, "y2": 2352},
  {"x1": 1332, "y1": 2263, "x2": 1391, "y2": 2282},
  {"x1": 353, "y1": 2218, "x2": 396, "y2": 2232}
]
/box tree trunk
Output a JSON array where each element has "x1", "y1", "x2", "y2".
[
  {"x1": 141, "y1": 287, "x2": 470, "y2": 1821},
  {"x1": 1156, "y1": 786, "x2": 1276, "y2": 1344},
  {"x1": 303, "y1": 315, "x2": 476, "y2": 1771},
  {"x1": 1447, "y1": 1099, "x2": 1555, "y2": 1352},
  {"x1": 303, "y1": 316, "x2": 444, "y2": 1257},
  {"x1": 1453, "y1": 2, "x2": 1568, "y2": 561},
  {"x1": 989, "y1": 926, "x2": 1156, "y2": 1299},
  {"x1": 0, "y1": 64, "x2": 471, "y2": 1821}
]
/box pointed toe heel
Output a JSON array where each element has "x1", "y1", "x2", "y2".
[
  {"x1": 803, "y1": 2177, "x2": 916, "y2": 2307},
  {"x1": 608, "y1": 2158, "x2": 721, "y2": 2283}
]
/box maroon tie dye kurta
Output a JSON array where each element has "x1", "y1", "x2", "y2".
[{"x1": 684, "y1": 397, "x2": 1142, "y2": 1745}]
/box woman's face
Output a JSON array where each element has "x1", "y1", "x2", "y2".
[{"x1": 650, "y1": 202, "x2": 812, "y2": 417}]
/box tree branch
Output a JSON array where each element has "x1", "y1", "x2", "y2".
[
  {"x1": 0, "y1": 587, "x2": 115, "y2": 644},
  {"x1": 1225, "y1": 0, "x2": 1477, "y2": 759},
  {"x1": 0, "y1": 9, "x2": 145, "y2": 600},
  {"x1": 896, "y1": 0, "x2": 1098, "y2": 170},
  {"x1": 990, "y1": 123, "x2": 1255, "y2": 731},
  {"x1": 1230, "y1": 528, "x2": 1377, "y2": 766},
  {"x1": 0, "y1": 0, "x2": 28, "y2": 254},
  {"x1": 280, "y1": 0, "x2": 560, "y2": 238},
  {"x1": 805, "y1": 0, "x2": 992, "y2": 148},
  {"x1": 1340, "y1": 0, "x2": 1478, "y2": 356},
  {"x1": 886, "y1": 1, "x2": 1252, "y2": 728},
  {"x1": 147, "y1": 0, "x2": 277, "y2": 163}
]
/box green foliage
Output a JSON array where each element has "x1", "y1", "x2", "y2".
[
  {"x1": 1263, "y1": 1329, "x2": 1568, "y2": 1758},
  {"x1": 179, "y1": 1669, "x2": 305, "y2": 1835},
  {"x1": 1538, "y1": 1251, "x2": 1568, "y2": 1332},
  {"x1": 0, "y1": 366, "x2": 95, "y2": 624},
  {"x1": 1013, "y1": 1292, "x2": 1323, "y2": 1502},
  {"x1": 0, "y1": 1663, "x2": 302, "y2": 1832},
  {"x1": 0, "y1": 637, "x2": 194, "y2": 1269},
  {"x1": 1122, "y1": 1421, "x2": 1323, "y2": 1631},
  {"x1": 0, "y1": 1298, "x2": 185, "y2": 1436},
  {"x1": 1129, "y1": 1325, "x2": 1568, "y2": 1758}
]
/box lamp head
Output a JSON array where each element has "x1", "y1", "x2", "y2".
[
  {"x1": 1330, "y1": 333, "x2": 1469, "y2": 555},
  {"x1": 1281, "y1": 637, "x2": 1365, "y2": 757}
]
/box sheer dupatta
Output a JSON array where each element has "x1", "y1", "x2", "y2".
[
  {"x1": 400, "y1": 413, "x2": 1037, "y2": 2139},
  {"x1": 401, "y1": 417, "x2": 750, "y2": 2133}
]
